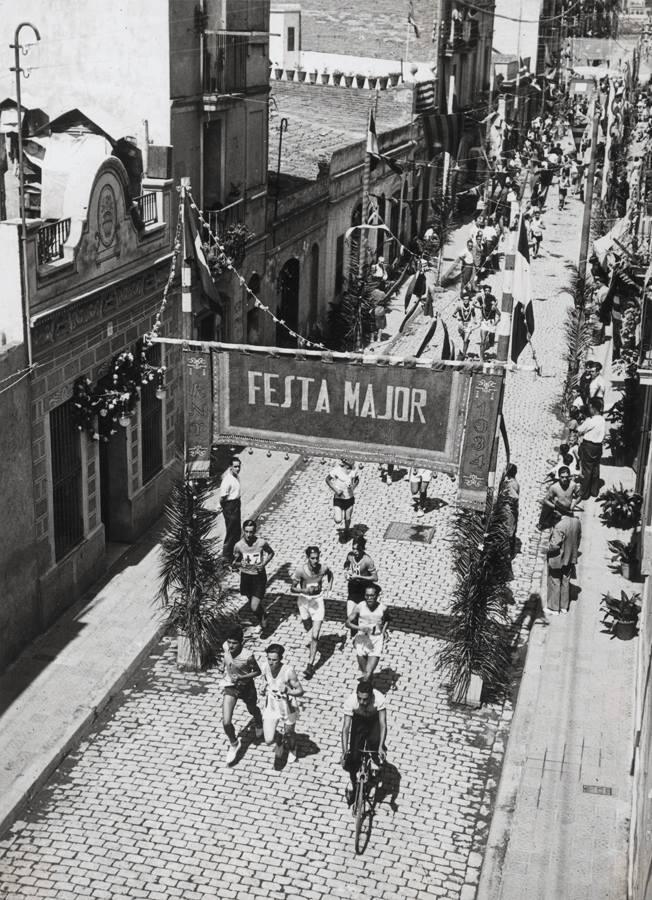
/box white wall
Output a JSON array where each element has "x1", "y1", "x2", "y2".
[
  {"x1": 0, "y1": 0, "x2": 171, "y2": 147},
  {"x1": 0, "y1": 223, "x2": 24, "y2": 347},
  {"x1": 493, "y1": 0, "x2": 542, "y2": 73}
]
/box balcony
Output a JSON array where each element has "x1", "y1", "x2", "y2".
[
  {"x1": 203, "y1": 33, "x2": 247, "y2": 96},
  {"x1": 206, "y1": 198, "x2": 245, "y2": 242},
  {"x1": 37, "y1": 218, "x2": 71, "y2": 265},
  {"x1": 638, "y1": 273, "x2": 652, "y2": 384},
  {"x1": 134, "y1": 191, "x2": 158, "y2": 227}
]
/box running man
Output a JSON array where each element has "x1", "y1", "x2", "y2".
[
  {"x1": 340, "y1": 678, "x2": 388, "y2": 805},
  {"x1": 291, "y1": 546, "x2": 334, "y2": 679},
  {"x1": 343, "y1": 537, "x2": 378, "y2": 641},
  {"x1": 347, "y1": 583, "x2": 389, "y2": 677},
  {"x1": 408, "y1": 468, "x2": 432, "y2": 518},
  {"x1": 232, "y1": 519, "x2": 275, "y2": 630},
  {"x1": 452, "y1": 290, "x2": 477, "y2": 360},
  {"x1": 325, "y1": 458, "x2": 360, "y2": 543},
  {"x1": 221, "y1": 626, "x2": 264, "y2": 765},
  {"x1": 261, "y1": 643, "x2": 305, "y2": 765}
]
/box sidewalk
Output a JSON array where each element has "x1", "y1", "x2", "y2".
[
  {"x1": 0, "y1": 449, "x2": 300, "y2": 838},
  {"x1": 477, "y1": 350, "x2": 638, "y2": 899}
]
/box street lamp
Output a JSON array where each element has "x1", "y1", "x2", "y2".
[{"x1": 10, "y1": 21, "x2": 41, "y2": 368}]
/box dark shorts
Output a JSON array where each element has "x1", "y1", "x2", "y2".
[
  {"x1": 333, "y1": 497, "x2": 355, "y2": 510},
  {"x1": 224, "y1": 680, "x2": 259, "y2": 703},
  {"x1": 240, "y1": 571, "x2": 267, "y2": 599}
]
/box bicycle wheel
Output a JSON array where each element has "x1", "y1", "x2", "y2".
[{"x1": 353, "y1": 776, "x2": 365, "y2": 850}]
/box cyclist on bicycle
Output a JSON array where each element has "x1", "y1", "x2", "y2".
[{"x1": 340, "y1": 678, "x2": 387, "y2": 805}]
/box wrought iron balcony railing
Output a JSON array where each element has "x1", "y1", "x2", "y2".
[{"x1": 37, "y1": 218, "x2": 71, "y2": 265}]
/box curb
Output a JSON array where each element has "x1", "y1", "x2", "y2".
[{"x1": 0, "y1": 454, "x2": 303, "y2": 840}]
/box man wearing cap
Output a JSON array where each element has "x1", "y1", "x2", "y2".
[{"x1": 326, "y1": 458, "x2": 360, "y2": 542}]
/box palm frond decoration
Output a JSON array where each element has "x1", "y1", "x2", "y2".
[
  {"x1": 158, "y1": 479, "x2": 233, "y2": 667},
  {"x1": 326, "y1": 241, "x2": 377, "y2": 351},
  {"x1": 560, "y1": 264, "x2": 593, "y2": 411},
  {"x1": 436, "y1": 489, "x2": 513, "y2": 703}
]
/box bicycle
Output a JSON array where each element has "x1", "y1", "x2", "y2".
[{"x1": 351, "y1": 741, "x2": 381, "y2": 854}]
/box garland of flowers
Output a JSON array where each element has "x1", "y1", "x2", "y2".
[{"x1": 72, "y1": 349, "x2": 166, "y2": 441}]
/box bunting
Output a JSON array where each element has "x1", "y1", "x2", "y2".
[
  {"x1": 510, "y1": 219, "x2": 534, "y2": 364},
  {"x1": 184, "y1": 196, "x2": 221, "y2": 310},
  {"x1": 367, "y1": 110, "x2": 404, "y2": 175}
]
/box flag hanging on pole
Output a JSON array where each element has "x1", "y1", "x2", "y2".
[
  {"x1": 408, "y1": 0, "x2": 420, "y2": 38},
  {"x1": 367, "y1": 110, "x2": 404, "y2": 175},
  {"x1": 184, "y1": 197, "x2": 221, "y2": 307},
  {"x1": 510, "y1": 218, "x2": 534, "y2": 364},
  {"x1": 441, "y1": 319, "x2": 455, "y2": 360}
]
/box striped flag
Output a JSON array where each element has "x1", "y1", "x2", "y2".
[
  {"x1": 510, "y1": 218, "x2": 534, "y2": 364},
  {"x1": 367, "y1": 110, "x2": 403, "y2": 175},
  {"x1": 184, "y1": 197, "x2": 220, "y2": 305}
]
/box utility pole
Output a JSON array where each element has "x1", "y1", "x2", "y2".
[
  {"x1": 10, "y1": 21, "x2": 41, "y2": 369},
  {"x1": 578, "y1": 93, "x2": 601, "y2": 284},
  {"x1": 180, "y1": 177, "x2": 193, "y2": 341}
]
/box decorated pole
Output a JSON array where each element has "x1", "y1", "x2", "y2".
[
  {"x1": 180, "y1": 177, "x2": 192, "y2": 341},
  {"x1": 578, "y1": 95, "x2": 601, "y2": 283}
]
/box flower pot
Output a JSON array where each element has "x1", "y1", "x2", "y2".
[
  {"x1": 332, "y1": 73, "x2": 343, "y2": 86},
  {"x1": 297, "y1": 70, "x2": 307, "y2": 82},
  {"x1": 614, "y1": 619, "x2": 637, "y2": 640},
  {"x1": 389, "y1": 73, "x2": 400, "y2": 86},
  {"x1": 368, "y1": 76, "x2": 378, "y2": 89},
  {"x1": 378, "y1": 76, "x2": 389, "y2": 90},
  {"x1": 274, "y1": 68, "x2": 283, "y2": 80},
  {"x1": 309, "y1": 71, "x2": 317, "y2": 84},
  {"x1": 344, "y1": 75, "x2": 354, "y2": 87},
  {"x1": 355, "y1": 74, "x2": 366, "y2": 88},
  {"x1": 177, "y1": 631, "x2": 202, "y2": 671},
  {"x1": 320, "y1": 72, "x2": 330, "y2": 85},
  {"x1": 286, "y1": 68, "x2": 295, "y2": 81}
]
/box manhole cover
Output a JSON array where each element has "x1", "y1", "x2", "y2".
[
  {"x1": 582, "y1": 784, "x2": 613, "y2": 796},
  {"x1": 383, "y1": 521, "x2": 436, "y2": 544}
]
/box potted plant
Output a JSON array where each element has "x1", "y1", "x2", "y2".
[
  {"x1": 285, "y1": 66, "x2": 296, "y2": 81},
  {"x1": 378, "y1": 75, "x2": 389, "y2": 90},
  {"x1": 273, "y1": 63, "x2": 283, "y2": 80},
  {"x1": 344, "y1": 72, "x2": 354, "y2": 88},
  {"x1": 605, "y1": 426, "x2": 627, "y2": 466},
  {"x1": 368, "y1": 75, "x2": 378, "y2": 89},
  {"x1": 388, "y1": 72, "x2": 401, "y2": 86},
  {"x1": 598, "y1": 484, "x2": 643, "y2": 529},
  {"x1": 355, "y1": 73, "x2": 366, "y2": 88},
  {"x1": 600, "y1": 589, "x2": 641, "y2": 640},
  {"x1": 296, "y1": 64, "x2": 306, "y2": 82},
  {"x1": 158, "y1": 479, "x2": 232, "y2": 670},
  {"x1": 607, "y1": 537, "x2": 639, "y2": 580},
  {"x1": 320, "y1": 68, "x2": 330, "y2": 85},
  {"x1": 308, "y1": 69, "x2": 318, "y2": 84},
  {"x1": 332, "y1": 69, "x2": 343, "y2": 86}
]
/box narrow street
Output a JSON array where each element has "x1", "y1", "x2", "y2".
[{"x1": 1, "y1": 194, "x2": 582, "y2": 899}]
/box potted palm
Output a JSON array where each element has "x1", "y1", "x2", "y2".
[
  {"x1": 158, "y1": 479, "x2": 232, "y2": 670},
  {"x1": 598, "y1": 484, "x2": 643, "y2": 530},
  {"x1": 607, "y1": 536, "x2": 639, "y2": 581},
  {"x1": 600, "y1": 590, "x2": 641, "y2": 640}
]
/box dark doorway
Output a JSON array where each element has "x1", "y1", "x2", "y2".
[{"x1": 276, "y1": 257, "x2": 300, "y2": 348}]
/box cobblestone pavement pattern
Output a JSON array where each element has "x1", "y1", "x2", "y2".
[{"x1": 0, "y1": 194, "x2": 581, "y2": 899}]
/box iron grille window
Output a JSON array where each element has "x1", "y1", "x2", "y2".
[
  {"x1": 140, "y1": 343, "x2": 163, "y2": 484},
  {"x1": 50, "y1": 400, "x2": 83, "y2": 561}
]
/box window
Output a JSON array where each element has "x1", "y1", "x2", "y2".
[
  {"x1": 335, "y1": 234, "x2": 345, "y2": 294},
  {"x1": 50, "y1": 400, "x2": 83, "y2": 561},
  {"x1": 140, "y1": 342, "x2": 163, "y2": 484},
  {"x1": 287, "y1": 27, "x2": 295, "y2": 52}
]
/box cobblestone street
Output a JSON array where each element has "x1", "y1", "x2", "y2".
[{"x1": 0, "y1": 194, "x2": 582, "y2": 899}]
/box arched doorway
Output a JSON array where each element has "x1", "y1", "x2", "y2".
[
  {"x1": 246, "y1": 273, "x2": 262, "y2": 345},
  {"x1": 276, "y1": 258, "x2": 300, "y2": 348}
]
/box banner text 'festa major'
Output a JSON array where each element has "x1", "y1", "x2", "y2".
[{"x1": 211, "y1": 348, "x2": 501, "y2": 488}]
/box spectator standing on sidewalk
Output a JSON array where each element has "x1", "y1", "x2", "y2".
[
  {"x1": 221, "y1": 626, "x2": 264, "y2": 765},
  {"x1": 453, "y1": 290, "x2": 477, "y2": 360},
  {"x1": 219, "y1": 456, "x2": 242, "y2": 563},
  {"x1": 577, "y1": 400, "x2": 606, "y2": 500},
  {"x1": 232, "y1": 520, "x2": 275, "y2": 631},
  {"x1": 371, "y1": 288, "x2": 387, "y2": 342},
  {"x1": 409, "y1": 468, "x2": 432, "y2": 517},
  {"x1": 502, "y1": 464, "x2": 520, "y2": 558},
  {"x1": 546, "y1": 510, "x2": 582, "y2": 613},
  {"x1": 538, "y1": 466, "x2": 580, "y2": 530},
  {"x1": 326, "y1": 458, "x2": 360, "y2": 542}
]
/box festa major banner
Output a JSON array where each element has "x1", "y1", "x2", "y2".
[{"x1": 209, "y1": 348, "x2": 503, "y2": 506}]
